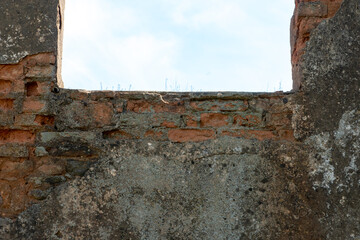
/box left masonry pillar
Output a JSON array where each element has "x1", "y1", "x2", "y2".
[
  {"x1": 0, "y1": 0, "x2": 65, "y2": 87},
  {"x1": 0, "y1": 0, "x2": 65, "y2": 218}
]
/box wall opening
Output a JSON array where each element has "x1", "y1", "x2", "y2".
[{"x1": 62, "y1": 0, "x2": 293, "y2": 92}]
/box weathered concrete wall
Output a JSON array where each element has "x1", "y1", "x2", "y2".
[{"x1": 0, "y1": 0, "x2": 359, "y2": 239}]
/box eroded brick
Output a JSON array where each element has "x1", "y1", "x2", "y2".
[
  {"x1": 25, "y1": 65, "x2": 55, "y2": 78},
  {"x1": 222, "y1": 130, "x2": 276, "y2": 141},
  {"x1": 0, "y1": 80, "x2": 12, "y2": 95},
  {"x1": 0, "y1": 130, "x2": 35, "y2": 144},
  {"x1": 22, "y1": 99, "x2": 46, "y2": 113},
  {"x1": 24, "y1": 53, "x2": 56, "y2": 66},
  {"x1": 186, "y1": 116, "x2": 198, "y2": 127},
  {"x1": 168, "y1": 129, "x2": 215, "y2": 142},
  {"x1": 0, "y1": 160, "x2": 34, "y2": 180},
  {"x1": 34, "y1": 115, "x2": 54, "y2": 126},
  {"x1": 200, "y1": 113, "x2": 228, "y2": 127},
  {"x1": 161, "y1": 121, "x2": 177, "y2": 128},
  {"x1": 0, "y1": 99, "x2": 14, "y2": 111},
  {"x1": 127, "y1": 100, "x2": 185, "y2": 113},
  {"x1": 0, "y1": 65, "x2": 24, "y2": 81},
  {"x1": 93, "y1": 102, "x2": 113, "y2": 127},
  {"x1": 233, "y1": 114, "x2": 262, "y2": 127}
]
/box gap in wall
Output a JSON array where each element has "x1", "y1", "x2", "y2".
[{"x1": 62, "y1": 0, "x2": 293, "y2": 92}]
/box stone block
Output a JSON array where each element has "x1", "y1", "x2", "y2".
[
  {"x1": 40, "y1": 132, "x2": 97, "y2": 143},
  {"x1": 66, "y1": 160, "x2": 92, "y2": 177},
  {"x1": 34, "y1": 147, "x2": 48, "y2": 157},
  {"x1": 0, "y1": 144, "x2": 28, "y2": 157}
]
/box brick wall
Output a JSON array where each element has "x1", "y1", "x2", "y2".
[
  {"x1": 0, "y1": 54, "x2": 295, "y2": 217},
  {"x1": 1, "y1": 1, "x2": 360, "y2": 238}
]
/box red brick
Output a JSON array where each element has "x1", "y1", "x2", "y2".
[
  {"x1": 127, "y1": 100, "x2": 152, "y2": 113},
  {"x1": 186, "y1": 116, "x2": 198, "y2": 127},
  {"x1": 25, "y1": 82, "x2": 50, "y2": 96},
  {"x1": 161, "y1": 121, "x2": 177, "y2": 128},
  {"x1": 200, "y1": 113, "x2": 228, "y2": 127},
  {"x1": 24, "y1": 53, "x2": 56, "y2": 66},
  {"x1": 153, "y1": 102, "x2": 185, "y2": 113},
  {"x1": 0, "y1": 130, "x2": 35, "y2": 144},
  {"x1": 189, "y1": 101, "x2": 202, "y2": 110},
  {"x1": 233, "y1": 114, "x2": 261, "y2": 127},
  {"x1": 0, "y1": 64, "x2": 24, "y2": 81},
  {"x1": 12, "y1": 79, "x2": 25, "y2": 93},
  {"x1": 222, "y1": 130, "x2": 276, "y2": 141},
  {"x1": 0, "y1": 80, "x2": 12, "y2": 95},
  {"x1": 69, "y1": 91, "x2": 89, "y2": 101},
  {"x1": 0, "y1": 160, "x2": 33, "y2": 180},
  {"x1": 127, "y1": 100, "x2": 185, "y2": 113},
  {"x1": 22, "y1": 99, "x2": 46, "y2": 113},
  {"x1": 168, "y1": 129, "x2": 215, "y2": 142},
  {"x1": 328, "y1": 1, "x2": 343, "y2": 17},
  {"x1": 92, "y1": 102, "x2": 113, "y2": 126},
  {"x1": 34, "y1": 115, "x2": 54, "y2": 126},
  {"x1": 0, "y1": 99, "x2": 14, "y2": 111}
]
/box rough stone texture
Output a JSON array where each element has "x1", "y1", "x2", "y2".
[
  {"x1": 0, "y1": 0, "x2": 60, "y2": 64},
  {"x1": 0, "y1": 0, "x2": 359, "y2": 239}
]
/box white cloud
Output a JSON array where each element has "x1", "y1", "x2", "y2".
[
  {"x1": 62, "y1": 0, "x2": 294, "y2": 91},
  {"x1": 63, "y1": 0, "x2": 180, "y2": 90},
  {"x1": 167, "y1": 0, "x2": 247, "y2": 31}
]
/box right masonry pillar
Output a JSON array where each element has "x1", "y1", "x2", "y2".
[{"x1": 291, "y1": 0, "x2": 343, "y2": 90}]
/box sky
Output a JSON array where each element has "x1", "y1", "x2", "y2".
[{"x1": 62, "y1": 0, "x2": 294, "y2": 92}]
